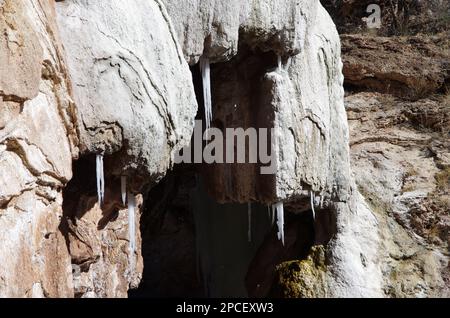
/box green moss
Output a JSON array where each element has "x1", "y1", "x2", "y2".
[{"x1": 272, "y1": 246, "x2": 328, "y2": 298}]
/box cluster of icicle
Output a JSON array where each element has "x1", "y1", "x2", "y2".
[
  {"x1": 265, "y1": 202, "x2": 285, "y2": 246},
  {"x1": 200, "y1": 57, "x2": 212, "y2": 133},
  {"x1": 96, "y1": 155, "x2": 136, "y2": 269}
]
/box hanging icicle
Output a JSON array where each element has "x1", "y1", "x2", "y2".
[
  {"x1": 121, "y1": 176, "x2": 127, "y2": 206},
  {"x1": 310, "y1": 191, "x2": 316, "y2": 220},
  {"x1": 272, "y1": 202, "x2": 285, "y2": 246},
  {"x1": 96, "y1": 154, "x2": 105, "y2": 205},
  {"x1": 277, "y1": 55, "x2": 282, "y2": 70},
  {"x1": 271, "y1": 204, "x2": 276, "y2": 226},
  {"x1": 128, "y1": 192, "x2": 136, "y2": 257},
  {"x1": 200, "y1": 57, "x2": 212, "y2": 133},
  {"x1": 247, "y1": 203, "x2": 252, "y2": 243},
  {"x1": 320, "y1": 195, "x2": 324, "y2": 209}
]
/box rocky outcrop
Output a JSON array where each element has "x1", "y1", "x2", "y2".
[
  {"x1": 164, "y1": 1, "x2": 351, "y2": 207},
  {"x1": 55, "y1": 0, "x2": 197, "y2": 184},
  {"x1": 347, "y1": 92, "x2": 449, "y2": 297},
  {"x1": 2, "y1": 0, "x2": 446, "y2": 299},
  {"x1": 163, "y1": 0, "x2": 318, "y2": 65},
  {"x1": 341, "y1": 33, "x2": 449, "y2": 100},
  {"x1": 54, "y1": 0, "x2": 198, "y2": 297},
  {"x1": 0, "y1": 0, "x2": 77, "y2": 297}
]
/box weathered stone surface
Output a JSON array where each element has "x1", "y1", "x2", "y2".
[
  {"x1": 174, "y1": 3, "x2": 351, "y2": 206},
  {"x1": 163, "y1": 0, "x2": 318, "y2": 64},
  {"x1": 341, "y1": 34, "x2": 449, "y2": 99},
  {"x1": 55, "y1": 0, "x2": 198, "y2": 187},
  {"x1": 347, "y1": 92, "x2": 449, "y2": 297},
  {"x1": 0, "y1": 0, "x2": 78, "y2": 298}
]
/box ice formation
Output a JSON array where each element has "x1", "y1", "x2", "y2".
[
  {"x1": 272, "y1": 202, "x2": 285, "y2": 245},
  {"x1": 310, "y1": 191, "x2": 316, "y2": 220},
  {"x1": 95, "y1": 154, "x2": 105, "y2": 205},
  {"x1": 128, "y1": 192, "x2": 136, "y2": 257},
  {"x1": 200, "y1": 57, "x2": 212, "y2": 133},
  {"x1": 247, "y1": 203, "x2": 252, "y2": 242},
  {"x1": 271, "y1": 204, "x2": 276, "y2": 226},
  {"x1": 121, "y1": 176, "x2": 127, "y2": 205},
  {"x1": 277, "y1": 55, "x2": 282, "y2": 70}
]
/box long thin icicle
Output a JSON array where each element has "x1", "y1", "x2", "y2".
[
  {"x1": 96, "y1": 154, "x2": 105, "y2": 205},
  {"x1": 277, "y1": 55, "x2": 282, "y2": 70},
  {"x1": 200, "y1": 57, "x2": 212, "y2": 133},
  {"x1": 271, "y1": 204, "x2": 276, "y2": 226},
  {"x1": 310, "y1": 191, "x2": 316, "y2": 220},
  {"x1": 121, "y1": 176, "x2": 127, "y2": 205},
  {"x1": 273, "y1": 202, "x2": 285, "y2": 246},
  {"x1": 128, "y1": 192, "x2": 136, "y2": 258},
  {"x1": 247, "y1": 203, "x2": 252, "y2": 243}
]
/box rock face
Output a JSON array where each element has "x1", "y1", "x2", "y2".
[
  {"x1": 347, "y1": 91, "x2": 450, "y2": 297},
  {"x1": 163, "y1": 0, "x2": 317, "y2": 65},
  {"x1": 55, "y1": 0, "x2": 197, "y2": 185},
  {"x1": 0, "y1": 0, "x2": 77, "y2": 297},
  {"x1": 164, "y1": 1, "x2": 351, "y2": 206},
  {"x1": 1, "y1": 0, "x2": 447, "y2": 299},
  {"x1": 342, "y1": 34, "x2": 449, "y2": 100},
  {"x1": 54, "y1": 0, "x2": 198, "y2": 297}
]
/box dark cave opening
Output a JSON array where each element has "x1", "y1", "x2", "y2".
[
  {"x1": 128, "y1": 164, "x2": 319, "y2": 298},
  {"x1": 128, "y1": 45, "x2": 337, "y2": 298}
]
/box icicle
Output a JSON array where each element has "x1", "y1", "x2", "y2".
[
  {"x1": 267, "y1": 205, "x2": 271, "y2": 220},
  {"x1": 271, "y1": 204, "x2": 276, "y2": 226},
  {"x1": 272, "y1": 202, "x2": 284, "y2": 245},
  {"x1": 121, "y1": 176, "x2": 127, "y2": 206},
  {"x1": 96, "y1": 154, "x2": 105, "y2": 205},
  {"x1": 200, "y1": 57, "x2": 212, "y2": 133},
  {"x1": 247, "y1": 203, "x2": 252, "y2": 243},
  {"x1": 320, "y1": 195, "x2": 324, "y2": 209},
  {"x1": 310, "y1": 191, "x2": 316, "y2": 220},
  {"x1": 128, "y1": 192, "x2": 136, "y2": 257},
  {"x1": 277, "y1": 55, "x2": 282, "y2": 70}
]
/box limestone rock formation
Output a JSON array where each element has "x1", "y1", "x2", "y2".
[
  {"x1": 0, "y1": 0, "x2": 447, "y2": 299},
  {"x1": 347, "y1": 91, "x2": 449, "y2": 297},
  {"x1": 0, "y1": 0, "x2": 77, "y2": 297},
  {"x1": 162, "y1": 0, "x2": 317, "y2": 64},
  {"x1": 341, "y1": 34, "x2": 449, "y2": 99},
  {"x1": 164, "y1": 1, "x2": 351, "y2": 206},
  {"x1": 55, "y1": 0, "x2": 197, "y2": 184}
]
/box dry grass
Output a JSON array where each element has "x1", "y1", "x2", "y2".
[{"x1": 435, "y1": 168, "x2": 450, "y2": 192}]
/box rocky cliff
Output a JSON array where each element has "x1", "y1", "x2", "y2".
[{"x1": 0, "y1": 0, "x2": 448, "y2": 298}]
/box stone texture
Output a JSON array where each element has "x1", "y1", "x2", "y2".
[
  {"x1": 168, "y1": 2, "x2": 351, "y2": 206},
  {"x1": 163, "y1": 0, "x2": 318, "y2": 65},
  {"x1": 55, "y1": 0, "x2": 198, "y2": 187},
  {"x1": 347, "y1": 91, "x2": 450, "y2": 297},
  {"x1": 0, "y1": 0, "x2": 78, "y2": 298},
  {"x1": 341, "y1": 33, "x2": 449, "y2": 100}
]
